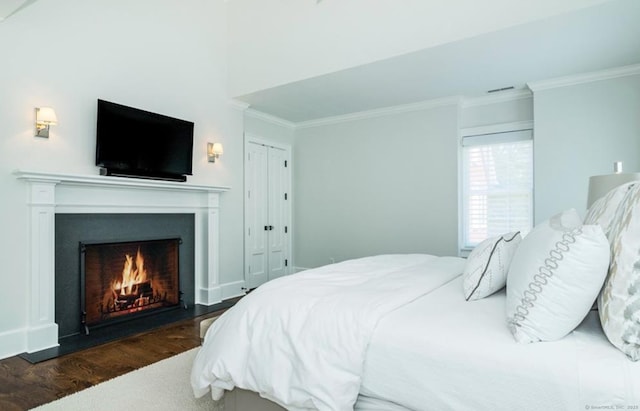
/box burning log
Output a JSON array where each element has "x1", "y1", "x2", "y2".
[
  {"x1": 112, "y1": 280, "x2": 153, "y2": 308},
  {"x1": 84, "y1": 238, "x2": 181, "y2": 329}
]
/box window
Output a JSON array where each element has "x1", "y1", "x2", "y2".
[{"x1": 461, "y1": 129, "x2": 533, "y2": 252}]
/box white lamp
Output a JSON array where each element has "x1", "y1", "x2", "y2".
[
  {"x1": 587, "y1": 161, "x2": 640, "y2": 208},
  {"x1": 207, "y1": 142, "x2": 223, "y2": 163},
  {"x1": 35, "y1": 107, "x2": 58, "y2": 138}
]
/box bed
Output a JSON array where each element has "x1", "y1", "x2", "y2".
[
  {"x1": 191, "y1": 183, "x2": 640, "y2": 410},
  {"x1": 191, "y1": 254, "x2": 640, "y2": 410}
]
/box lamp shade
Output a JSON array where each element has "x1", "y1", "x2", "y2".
[
  {"x1": 37, "y1": 107, "x2": 58, "y2": 124},
  {"x1": 212, "y1": 142, "x2": 223, "y2": 155},
  {"x1": 587, "y1": 172, "x2": 640, "y2": 208}
]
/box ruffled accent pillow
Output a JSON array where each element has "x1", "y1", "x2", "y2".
[
  {"x1": 596, "y1": 182, "x2": 640, "y2": 361},
  {"x1": 506, "y1": 209, "x2": 610, "y2": 343},
  {"x1": 463, "y1": 232, "x2": 521, "y2": 301}
]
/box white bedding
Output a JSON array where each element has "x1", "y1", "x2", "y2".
[
  {"x1": 360, "y1": 276, "x2": 640, "y2": 411},
  {"x1": 191, "y1": 254, "x2": 465, "y2": 411}
]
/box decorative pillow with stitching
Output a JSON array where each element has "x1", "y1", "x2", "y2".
[
  {"x1": 506, "y1": 209, "x2": 610, "y2": 343},
  {"x1": 463, "y1": 232, "x2": 521, "y2": 301},
  {"x1": 598, "y1": 182, "x2": 640, "y2": 361}
]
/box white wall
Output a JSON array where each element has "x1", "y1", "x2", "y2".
[
  {"x1": 532, "y1": 72, "x2": 640, "y2": 222},
  {"x1": 293, "y1": 104, "x2": 459, "y2": 269},
  {"x1": 291, "y1": 94, "x2": 533, "y2": 269},
  {"x1": 291, "y1": 69, "x2": 639, "y2": 269},
  {"x1": 226, "y1": 0, "x2": 612, "y2": 97},
  {"x1": 219, "y1": 106, "x2": 246, "y2": 291},
  {"x1": 0, "y1": 0, "x2": 245, "y2": 359}
]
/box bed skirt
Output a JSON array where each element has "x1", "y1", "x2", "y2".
[
  {"x1": 221, "y1": 389, "x2": 287, "y2": 411},
  {"x1": 218, "y1": 389, "x2": 411, "y2": 411}
]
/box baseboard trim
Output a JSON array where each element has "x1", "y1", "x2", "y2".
[
  {"x1": 221, "y1": 280, "x2": 246, "y2": 301},
  {"x1": 0, "y1": 327, "x2": 26, "y2": 361}
]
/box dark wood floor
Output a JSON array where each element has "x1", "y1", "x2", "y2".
[{"x1": 0, "y1": 309, "x2": 227, "y2": 411}]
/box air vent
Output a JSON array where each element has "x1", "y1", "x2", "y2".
[{"x1": 487, "y1": 86, "x2": 515, "y2": 93}]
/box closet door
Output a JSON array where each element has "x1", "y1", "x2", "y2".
[
  {"x1": 245, "y1": 139, "x2": 291, "y2": 289},
  {"x1": 245, "y1": 142, "x2": 269, "y2": 288},
  {"x1": 267, "y1": 146, "x2": 288, "y2": 280}
]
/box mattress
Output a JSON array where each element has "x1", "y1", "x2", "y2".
[{"x1": 360, "y1": 275, "x2": 640, "y2": 411}]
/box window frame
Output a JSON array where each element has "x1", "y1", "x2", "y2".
[{"x1": 458, "y1": 121, "x2": 534, "y2": 256}]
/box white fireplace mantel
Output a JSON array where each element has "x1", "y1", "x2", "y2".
[{"x1": 14, "y1": 170, "x2": 230, "y2": 353}]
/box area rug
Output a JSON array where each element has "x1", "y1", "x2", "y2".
[{"x1": 31, "y1": 348, "x2": 221, "y2": 411}]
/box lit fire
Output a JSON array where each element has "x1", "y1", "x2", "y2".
[
  {"x1": 112, "y1": 248, "x2": 147, "y2": 296},
  {"x1": 108, "y1": 248, "x2": 155, "y2": 309},
  {"x1": 88, "y1": 240, "x2": 178, "y2": 326}
]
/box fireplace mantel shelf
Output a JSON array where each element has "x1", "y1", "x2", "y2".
[{"x1": 14, "y1": 170, "x2": 230, "y2": 193}]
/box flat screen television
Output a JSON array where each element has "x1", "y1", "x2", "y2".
[{"x1": 96, "y1": 99, "x2": 194, "y2": 182}]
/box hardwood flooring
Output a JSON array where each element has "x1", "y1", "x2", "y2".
[{"x1": 0, "y1": 309, "x2": 227, "y2": 411}]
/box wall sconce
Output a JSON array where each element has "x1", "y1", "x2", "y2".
[
  {"x1": 207, "y1": 142, "x2": 223, "y2": 163},
  {"x1": 35, "y1": 107, "x2": 58, "y2": 138}
]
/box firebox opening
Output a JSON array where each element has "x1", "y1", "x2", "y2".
[{"x1": 80, "y1": 237, "x2": 183, "y2": 334}]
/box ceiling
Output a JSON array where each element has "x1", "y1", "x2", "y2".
[
  {"x1": 0, "y1": 0, "x2": 37, "y2": 21},
  {"x1": 236, "y1": 0, "x2": 640, "y2": 124}
]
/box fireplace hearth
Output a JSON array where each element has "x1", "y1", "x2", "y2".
[{"x1": 81, "y1": 238, "x2": 183, "y2": 334}]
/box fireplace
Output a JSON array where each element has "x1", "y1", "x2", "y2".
[
  {"x1": 81, "y1": 238, "x2": 183, "y2": 334},
  {"x1": 15, "y1": 170, "x2": 229, "y2": 356}
]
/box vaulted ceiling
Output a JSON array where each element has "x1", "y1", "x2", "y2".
[
  {"x1": 4, "y1": 0, "x2": 638, "y2": 124},
  {"x1": 0, "y1": 0, "x2": 37, "y2": 21},
  {"x1": 235, "y1": 0, "x2": 640, "y2": 123}
]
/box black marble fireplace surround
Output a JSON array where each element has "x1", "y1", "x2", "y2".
[{"x1": 18, "y1": 213, "x2": 233, "y2": 363}]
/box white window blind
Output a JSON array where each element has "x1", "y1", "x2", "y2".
[{"x1": 461, "y1": 129, "x2": 533, "y2": 251}]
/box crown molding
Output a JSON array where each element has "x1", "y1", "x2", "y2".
[
  {"x1": 461, "y1": 88, "x2": 532, "y2": 108},
  {"x1": 528, "y1": 64, "x2": 640, "y2": 92},
  {"x1": 228, "y1": 99, "x2": 250, "y2": 111},
  {"x1": 296, "y1": 96, "x2": 462, "y2": 129},
  {"x1": 244, "y1": 108, "x2": 296, "y2": 129}
]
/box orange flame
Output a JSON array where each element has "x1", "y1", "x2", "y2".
[{"x1": 112, "y1": 248, "x2": 147, "y2": 296}]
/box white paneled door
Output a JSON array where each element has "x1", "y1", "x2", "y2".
[{"x1": 245, "y1": 139, "x2": 291, "y2": 289}]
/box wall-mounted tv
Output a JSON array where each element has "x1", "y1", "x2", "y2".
[{"x1": 96, "y1": 99, "x2": 194, "y2": 182}]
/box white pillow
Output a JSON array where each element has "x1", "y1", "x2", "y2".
[
  {"x1": 506, "y1": 209, "x2": 610, "y2": 343},
  {"x1": 463, "y1": 232, "x2": 521, "y2": 301},
  {"x1": 584, "y1": 181, "x2": 634, "y2": 236},
  {"x1": 597, "y1": 182, "x2": 640, "y2": 361},
  {"x1": 584, "y1": 184, "x2": 632, "y2": 311}
]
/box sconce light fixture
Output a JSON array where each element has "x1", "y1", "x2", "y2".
[
  {"x1": 35, "y1": 107, "x2": 58, "y2": 138},
  {"x1": 207, "y1": 142, "x2": 224, "y2": 163}
]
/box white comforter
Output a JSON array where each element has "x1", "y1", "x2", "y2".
[
  {"x1": 360, "y1": 276, "x2": 640, "y2": 411},
  {"x1": 191, "y1": 254, "x2": 465, "y2": 411}
]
